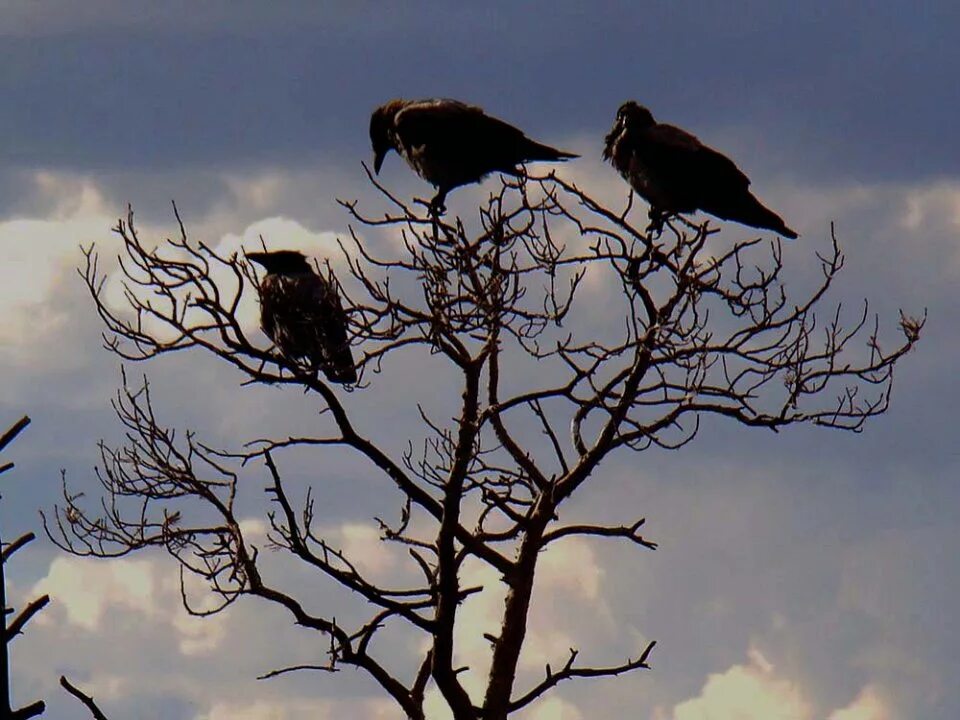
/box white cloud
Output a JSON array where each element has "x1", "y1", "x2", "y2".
[
  {"x1": 0, "y1": 168, "x2": 359, "y2": 368},
  {"x1": 538, "y1": 537, "x2": 605, "y2": 602},
  {"x1": 0, "y1": 173, "x2": 117, "y2": 351},
  {"x1": 899, "y1": 182, "x2": 960, "y2": 233},
  {"x1": 30, "y1": 554, "x2": 228, "y2": 656},
  {"x1": 239, "y1": 517, "x2": 270, "y2": 545},
  {"x1": 334, "y1": 522, "x2": 394, "y2": 574},
  {"x1": 653, "y1": 650, "x2": 896, "y2": 720},
  {"x1": 32, "y1": 556, "x2": 157, "y2": 631},
  {"x1": 660, "y1": 648, "x2": 810, "y2": 720},
  {"x1": 827, "y1": 685, "x2": 892, "y2": 720},
  {"x1": 223, "y1": 174, "x2": 289, "y2": 214}
]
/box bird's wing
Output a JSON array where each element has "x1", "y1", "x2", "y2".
[
  {"x1": 395, "y1": 99, "x2": 528, "y2": 152},
  {"x1": 395, "y1": 99, "x2": 554, "y2": 184},
  {"x1": 645, "y1": 124, "x2": 752, "y2": 190},
  {"x1": 309, "y1": 277, "x2": 349, "y2": 350},
  {"x1": 300, "y1": 274, "x2": 354, "y2": 383}
]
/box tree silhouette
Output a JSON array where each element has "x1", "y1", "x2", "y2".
[
  {"x1": 46, "y1": 171, "x2": 921, "y2": 720},
  {"x1": 1, "y1": 416, "x2": 49, "y2": 719}
]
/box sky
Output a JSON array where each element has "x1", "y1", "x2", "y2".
[{"x1": 1, "y1": 2, "x2": 958, "y2": 718}]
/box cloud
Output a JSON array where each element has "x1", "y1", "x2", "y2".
[
  {"x1": 828, "y1": 685, "x2": 893, "y2": 720},
  {"x1": 0, "y1": 166, "x2": 363, "y2": 362},
  {"x1": 654, "y1": 649, "x2": 896, "y2": 720},
  {"x1": 334, "y1": 522, "x2": 394, "y2": 575},
  {"x1": 16, "y1": 536, "x2": 419, "y2": 718},
  {"x1": 658, "y1": 648, "x2": 811, "y2": 720},
  {"x1": 897, "y1": 181, "x2": 960, "y2": 279},
  {"x1": 30, "y1": 554, "x2": 228, "y2": 657},
  {"x1": 25, "y1": 519, "x2": 433, "y2": 666},
  {"x1": 0, "y1": 173, "x2": 117, "y2": 352},
  {"x1": 32, "y1": 556, "x2": 157, "y2": 632}
]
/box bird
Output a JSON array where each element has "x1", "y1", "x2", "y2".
[
  {"x1": 603, "y1": 101, "x2": 798, "y2": 239},
  {"x1": 246, "y1": 250, "x2": 357, "y2": 384},
  {"x1": 370, "y1": 98, "x2": 578, "y2": 212}
]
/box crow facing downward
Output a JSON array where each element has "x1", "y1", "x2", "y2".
[
  {"x1": 246, "y1": 250, "x2": 357, "y2": 385},
  {"x1": 370, "y1": 98, "x2": 578, "y2": 212},
  {"x1": 603, "y1": 102, "x2": 798, "y2": 239}
]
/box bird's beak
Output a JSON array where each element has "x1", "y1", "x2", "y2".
[{"x1": 373, "y1": 149, "x2": 387, "y2": 175}]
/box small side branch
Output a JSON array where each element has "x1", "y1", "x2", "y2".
[
  {"x1": 5, "y1": 595, "x2": 51, "y2": 642},
  {"x1": 0, "y1": 416, "x2": 30, "y2": 455},
  {"x1": 1, "y1": 533, "x2": 36, "y2": 563},
  {"x1": 257, "y1": 663, "x2": 338, "y2": 680},
  {"x1": 509, "y1": 641, "x2": 657, "y2": 712},
  {"x1": 10, "y1": 701, "x2": 46, "y2": 720},
  {"x1": 60, "y1": 676, "x2": 110, "y2": 720},
  {"x1": 541, "y1": 519, "x2": 657, "y2": 550}
]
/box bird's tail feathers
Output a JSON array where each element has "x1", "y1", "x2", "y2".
[
  {"x1": 527, "y1": 140, "x2": 579, "y2": 162},
  {"x1": 321, "y1": 344, "x2": 358, "y2": 385},
  {"x1": 722, "y1": 194, "x2": 798, "y2": 240}
]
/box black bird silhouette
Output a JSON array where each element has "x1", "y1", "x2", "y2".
[
  {"x1": 246, "y1": 250, "x2": 357, "y2": 384},
  {"x1": 603, "y1": 102, "x2": 798, "y2": 239},
  {"x1": 370, "y1": 98, "x2": 578, "y2": 212}
]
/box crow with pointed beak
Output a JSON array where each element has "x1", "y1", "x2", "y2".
[
  {"x1": 246, "y1": 250, "x2": 357, "y2": 384},
  {"x1": 603, "y1": 101, "x2": 798, "y2": 239},
  {"x1": 370, "y1": 98, "x2": 578, "y2": 212}
]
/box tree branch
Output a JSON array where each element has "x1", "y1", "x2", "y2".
[
  {"x1": 509, "y1": 641, "x2": 657, "y2": 712},
  {"x1": 60, "y1": 676, "x2": 109, "y2": 720}
]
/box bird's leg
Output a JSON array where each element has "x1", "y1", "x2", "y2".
[
  {"x1": 412, "y1": 191, "x2": 447, "y2": 220},
  {"x1": 429, "y1": 189, "x2": 448, "y2": 217},
  {"x1": 646, "y1": 207, "x2": 665, "y2": 238}
]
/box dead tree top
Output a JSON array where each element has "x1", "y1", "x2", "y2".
[{"x1": 46, "y1": 171, "x2": 921, "y2": 720}]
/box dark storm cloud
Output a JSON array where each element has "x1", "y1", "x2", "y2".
[{"x1": 1, "y1": 2, "x2": 958, "y2": 182}]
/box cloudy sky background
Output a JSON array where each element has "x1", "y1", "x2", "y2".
[{"x1": 1, "y1": 2, "x2": 958, "y2": 718}]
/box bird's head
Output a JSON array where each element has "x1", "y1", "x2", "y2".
[
  {"x1": 246, "y1": 250, "x2": 314, "y2": 275},
  {"x1": 370, "y1": 100, "x2": 403, "y2": 174},
  {"x1": 617, "y1": 101, "x2": 655, "y2": 128},
  {"x1": 604, "y1": 101, "x2": 656, "y2": 160}
]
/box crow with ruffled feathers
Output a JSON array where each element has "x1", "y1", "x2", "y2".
[
  {"x1": 246, "y1": 251, "x2": 357, "y2": 384},
  {"x1": 603, "y1": 102, "x2": 798, "y2": 239},
  {"x1": 370, "y1": 98, "x2": 578, "y2": 212}
]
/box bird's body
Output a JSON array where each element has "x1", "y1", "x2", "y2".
[
  {"x1": 370, "y1": 98, "x2": 578, "y2": 211},
  {"x1": 246, "y1": 251, "x2": 357, "y2": 384},
  {"x1": 603, "y1": 102, "x2": 798, "y2": 239}
]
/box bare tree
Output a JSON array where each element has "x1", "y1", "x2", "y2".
[
  {"x1": 46, "y1": 171, "x2": 921, "y2": 720},
  {"x1": 0, "y1": 417, "x2": 115, "y2": 720},
  {"x1": 1, "y1": 415, "x2": 49, "y2": 719}
]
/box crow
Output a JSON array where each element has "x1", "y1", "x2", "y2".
[
  {"x1": 246, "y1": 250, "x2": 357, "y2": 384},
  {"x1": 603, "y1": 101, "x2": 798, "y2": 239},
  {"x1": 370, "y1": 98, "x2": 578, "y2": 212}
]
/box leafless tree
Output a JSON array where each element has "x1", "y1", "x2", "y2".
[
  {"x1": 0, "y1": 418, "x2": 114, "y2": 720},
  {"x1": 45, "y1": 170, "x2": 921, "y2": 720},
  {"x1": 1, "y1": 415, "x2": 49, "y2": 719}
]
